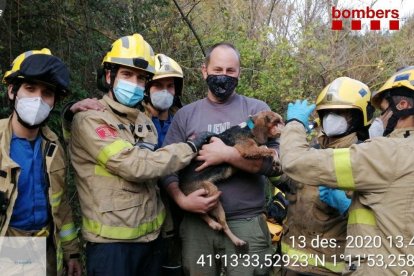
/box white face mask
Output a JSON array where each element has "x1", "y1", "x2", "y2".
[
  {"x1": 150, "y1": 90, "x2": 174, "y2": 111},
  {"x1": 15, "y1": 96, "x2": 52, "y2": 126},
  {"x1": 322, "y1": 113, "x2": 348, "y2": 137},
  {"x1": 368, "y1": 117, "x2": 384, "y2": 138}
]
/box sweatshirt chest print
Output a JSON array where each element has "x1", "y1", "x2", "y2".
[{"x1": 207, "y1": 122, "x2": 231, "y2": 134}]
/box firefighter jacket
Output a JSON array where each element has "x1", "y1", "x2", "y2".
[
  {"x1": 281, "y1": 132, "x2": 358, "y2": 275},
  {"x1": 69, "y1": 95, "x2": 195, "y2": 243},
  {"x1": 0, "y1": 117, "x2": 79, "y2": 273},
  {"x1": 281, "y1": 121, "x2": 414, "y2": 275}
]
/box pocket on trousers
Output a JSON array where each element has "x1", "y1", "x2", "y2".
[
  {"x1": 257, "y1": 215, "x2": 272, "y2": 246},
  {"x1": 241, "y1": 215, "x2": 272, "y2": 251}
]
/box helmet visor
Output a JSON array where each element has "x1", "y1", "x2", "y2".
[{"x1": 8, "y1": 54, "x2": 70, "y2": 94}]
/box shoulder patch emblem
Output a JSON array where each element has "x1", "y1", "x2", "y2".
[{"x1": 95, "y1": 125, "x2": 118, "y2": 139}]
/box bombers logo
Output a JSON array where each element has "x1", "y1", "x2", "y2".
[{"x1": 331, "y1": 6, "x2": 400, "y2": 31}]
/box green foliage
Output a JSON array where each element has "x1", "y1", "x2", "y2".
[
  {"x1": 1, "y1": 0, "x2": 414, "y2": 272},
  {"x1": 2, "y1": 0, "x2": 412, "y2": 119}
]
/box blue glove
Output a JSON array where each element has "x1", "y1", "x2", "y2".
[
  {"x1": 287, "y1": 100, "x2": 316, "y2": 129},
  {"x1": 319, "y1": 186, "x2": 351, "y2": 215}
]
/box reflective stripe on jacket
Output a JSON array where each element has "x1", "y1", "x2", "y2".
[
  {"x1": 281, "y1": 121, "x2": 414, "y2": 275},
  {"x1": 69, "y1": 95, "x2": 195, "y2": 243},
  {"x1": 0, "y1": 117, "x2": 79, "y2": 274},
  {"x1": 281, "y1": 133, "x2": 357, "y2": 275}
]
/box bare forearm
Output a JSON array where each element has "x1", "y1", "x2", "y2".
[
  {"x1": 165, "y1": 182, "x2": 186, "y2": 206},
  {"x1": 224, "y1": 147, "x2": 263, "y2": 173}
]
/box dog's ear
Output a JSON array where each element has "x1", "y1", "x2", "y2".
[
  {"x1": 265, "y1": 114, "x2": 272, "y2": 124},
  {"x1": 252, "y1": 125, "x2": 268, "y2": 144},
  {"x1": 267, "y1": 112, "x2": 284, "y2": 138},
  {"x1": 251, "y1": 114, "x2": 269, "y2": 144},
  {"x1": 269, "y1": 123, "x2": 284, "y2": 138},
  {"x1": 266, "y1": 112, "x2": 283, "y2": 125}
]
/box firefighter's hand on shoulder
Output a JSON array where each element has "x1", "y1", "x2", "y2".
[
  {"x1": 63, "y1": 98, "x2": 106, "y2": 122},
  {"x1": 70, "y1": 98, "x2": 106, "y2": 113}
]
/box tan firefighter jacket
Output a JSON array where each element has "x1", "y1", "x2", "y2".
[
  {"x1": 69, "y1": 95, "x2": 195, "y2": 243},
  {"x1": 281, "y1": 121, "x2": 414, "y2": 275},
  {"x1": 0, "y1": 117, "x2": 79, "y2": 274},
  {"x1": 281, "y1": 132, "x2": 358, "y2": 275}
]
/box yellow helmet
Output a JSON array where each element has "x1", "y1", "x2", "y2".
[
  {"x1": 372, "y1": 66, "x2": 414, "y2": 108},
  {"x1": 316, "y1": 77, "x2": 373, "y2": 127},
  {"x1": 2, "y1": 48, "x2": 70, "y2": 95},
  {"x1": 102, "y1": 33, "x2": 155, "y2": 75},
  {"x1": 150, "y1": 54, "x2": 184, "y2": 95},
  {"x1": 3, "y1": 48, "x2": 52, "y2": 84},
  {"x1": 266, "y1": 221, "x2": 283, "y2": 243}
]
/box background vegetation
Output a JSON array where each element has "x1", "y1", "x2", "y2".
[
  {"x1": 2, "y1": 0, "x2": 414, "y2": 119},
  {"x1": 1, "y1": 0, "x2": 413, "y2": 269}
]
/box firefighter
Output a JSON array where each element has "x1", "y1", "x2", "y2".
[
  {"x1": 281, "y1": 77, "x2": 373, "y2": 275},
  {"x1": 69, "y1": 33, "x2": 212, "y2": 276},
  {"x1": 1, "y1": 49, "x2": 81, "y2": 275},
  {"x1": 280, "y1": 67, "x2": 414, "y2": 275},
  {"x1": 142, "y1": 53, "x2": 184, "y2": 148},
  {"x1": 142, "y1": 54, "x2": 185, "y2": 276}
]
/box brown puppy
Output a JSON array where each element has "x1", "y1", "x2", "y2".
[{"x1": 179, "y1": 110, "x2": 284, "y2": 247}]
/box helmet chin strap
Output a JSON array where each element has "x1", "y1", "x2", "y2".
[
  {"x1": 10, "y1": 82, "x2": 53, "y2": 130},
  {"x1": 108, "y1": 67, "x2": 146, "y2": 110},
  {"x1": 15, "y1": 112, "x2": 47, "y2": 129},
  {"x1": 13, "y1": 96, "x2": 49, "y2": 130},
  {"x1": 323, "y1": 113, "x2": 359, "y2": 139},
  {"x1": 323, "y1": 129, "x2": 351, "y2": 139},
  {"x1": 109, "y1": 69, "x2": 121, "y2": 105},
  {"x1": 383, "y1": 96, "x2": 414, "y2": 136},
  {"x1": 383, "y1": 113, "x2": 398, "y2": 137}
]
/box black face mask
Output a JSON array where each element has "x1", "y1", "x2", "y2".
[
  {"x1": 382, "y1": 98, "x2": 414, "y2": 136},
  {"x1": 206, "y1": 74, "x2": 238, "y2": 101}
]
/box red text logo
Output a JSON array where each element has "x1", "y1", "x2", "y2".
[{"x1": 332, "y1": 6, "x2": 399, "y2": 31}]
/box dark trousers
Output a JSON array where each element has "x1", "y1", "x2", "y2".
[
  {"x1": 86, "y1": 238, "x2": 163, "y2": 276},
  {"x1": 160, "y1": 236, "x2": 183, "y2": 276}
]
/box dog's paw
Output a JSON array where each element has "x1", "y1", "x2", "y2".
[
  {"x1": 208, "y1": 221, "x2": 223, "y2": 231},
  {"x1": 259, "y1": 148, "x2": 277, "y2": 156},
  {"x1": 234, "y1": 239, "x2": 247, "y2": 247}
]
